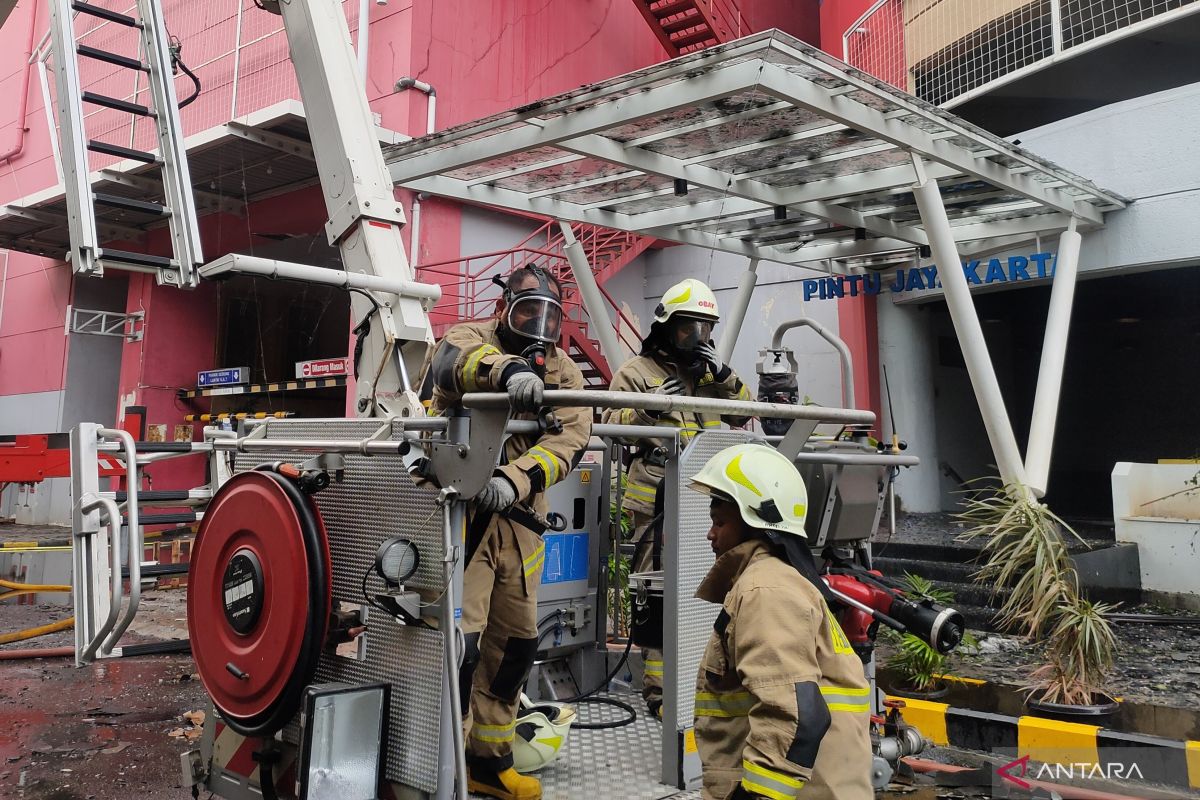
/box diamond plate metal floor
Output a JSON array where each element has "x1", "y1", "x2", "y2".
[{"x1": 469, "y1": 690, "x2": 699, "y2": 800}]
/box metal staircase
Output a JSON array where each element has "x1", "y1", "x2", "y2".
[
  {"x1": 417, "y1": 221, "x2": 653, "y2": 387},
  {"x1": 630, "y1": 0, "x2": 744, "y2": 57},
  {"x1": 46, "y1": 0, "x2": 204, "y2": 288}
]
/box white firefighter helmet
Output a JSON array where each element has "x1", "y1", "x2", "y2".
[
  {"x1": 512, "y1": 694, "x2": 576, "y2": 773},
  {"x1": 653, "y1": 278, "x2": 719, "y2": 324},
  {"x1": 689, "y1": 443, "x2": 809, "y2": 538}
]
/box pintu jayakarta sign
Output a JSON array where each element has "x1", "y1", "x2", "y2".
[{"x1": 802, "y1": 252, "x2": 1056, "y2": 301}]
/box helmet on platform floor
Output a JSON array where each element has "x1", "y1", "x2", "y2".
[{"x1": 512, "y1": 693, "x2": 576, "y2": 773}]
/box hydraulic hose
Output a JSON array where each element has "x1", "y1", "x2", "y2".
[
  {"x1": 562, "y1": 635, "x2": 638, "y2": 730},
  {"x1": 0, "y1": 579, "x2": 70, "y2": 592},
  {"x1": 0, "y1": 646, "x2": 74, "y2": 661},
  {"x1": 0, "y1": 617, "x2": 74, "y2": 645}
]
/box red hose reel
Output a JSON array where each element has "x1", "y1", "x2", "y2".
[{"x1": 188, "y1": 469, "x2": 332, "y2": 737}]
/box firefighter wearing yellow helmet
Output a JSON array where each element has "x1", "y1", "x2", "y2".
[
  {"x1": 601, "y1": 278, "x2": 753, "y2": 718},
  {"x1": 689, "y1": 443, "x2": 872, "y2": 800}
]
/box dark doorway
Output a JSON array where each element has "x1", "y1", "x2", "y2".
[{"x1": 931, "y1": 264, "x2": 1200, "y2": 519}]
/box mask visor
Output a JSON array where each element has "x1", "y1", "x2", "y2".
[
  {"x1": 506, "y1": 296, "x2": 563, "y2": 344},
  {"x1": 672, "y1": 318, "x2": 713, "y2": 351}
]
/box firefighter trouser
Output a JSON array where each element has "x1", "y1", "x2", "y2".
[
  {"x1": 461, "y1": 517, "x2": 545, "y2": 765},
  {"x1": 631, "y1": 509, "x2": 663, "y2": 701}
]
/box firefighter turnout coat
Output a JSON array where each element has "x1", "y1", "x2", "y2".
[
  {"x1": 422, "y1": 319, "x2": 591, "y2": 762},
  {"x1": 694, "y1": 539, "x2": 873, "y2": 800},
  {"x1": 602, "y1": 350, "x2": 752, "y2": 515}
]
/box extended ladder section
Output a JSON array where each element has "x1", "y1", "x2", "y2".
[{"x1": 46, "y1": 0, "x2": 203, "y2": 287}]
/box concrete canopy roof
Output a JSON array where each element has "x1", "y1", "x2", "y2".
[{"x1": 386, "y1": 30, "x2": 1127, "y2": 273}]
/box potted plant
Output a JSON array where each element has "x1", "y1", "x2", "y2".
[
  {"x1": 957, "y1": 482, "x2": 1118, "y2": 722},
  {"x1": 882, "y1": 573, "x2": 975, "y2": 700}
]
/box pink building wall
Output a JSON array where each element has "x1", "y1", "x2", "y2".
[{"x1": 2, "y1": 0, "x2": 867, "y2": 442}]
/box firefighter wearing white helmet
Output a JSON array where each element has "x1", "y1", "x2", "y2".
[
  {"x1": 689, "y1": 443, "x2": 872, "y2": 800},
  {"x1": 601, "y1": 278, "x2": 753, "y2": 718}
]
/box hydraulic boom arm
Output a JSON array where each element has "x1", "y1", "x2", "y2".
[{"x1": 261, "y1": 0, "x2": 436, "y2": 419}]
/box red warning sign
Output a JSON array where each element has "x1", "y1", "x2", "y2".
[{"x1": 295, "y1": 357, "x2": 350, "y2": 379}]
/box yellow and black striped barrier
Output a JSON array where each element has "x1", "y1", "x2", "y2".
[
  {"x1": 184, "y1": 411, "x2": 295, "y2": 423},
  {"x1": 177, "y1": 376, "x2": 346, "y2": 399},
  {"x1": 888, "y1": 689, "x2": 1200, "y2": 791}
]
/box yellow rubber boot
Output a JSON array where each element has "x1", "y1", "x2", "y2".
[{"x1": 467, "y1": 763, "x2": 542, "y2": 800}]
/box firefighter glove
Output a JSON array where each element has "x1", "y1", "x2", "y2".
[
  {"x1": 476, "y1": 475, "x2": 518, "y2": 512},
  {"x1": 505, "y1": 370, "x2": 544, "y2": 413},
  {"x1": 648, "y1": 376, "x2": 685, "y2": 418},
  {"x1": 693, "y1": 341, "x2": 726, "y2": 377}
]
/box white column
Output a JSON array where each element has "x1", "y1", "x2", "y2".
[
  {"x1": 1024, "y1": 220, "x2": 1081, "y2": 496},
  {"x1": 558, "y1": 221, "x2": 621, "y2": 371},
  {"x1": 911, "y1": 157, "x2": 1028, "y2": 489},
  {"x1": 716, "y1": 258, "x2": 759, "y2": 363},
  {"x1": 876, "y1": 295, "x2": 942, "y2": 512}
]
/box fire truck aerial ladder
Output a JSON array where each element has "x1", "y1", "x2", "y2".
[{"x1": 49, "y1": 2, "x2": 1128, "y2": 799}]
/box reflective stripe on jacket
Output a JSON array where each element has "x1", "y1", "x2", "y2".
[
  {"x1": 602, "y1": 351, "x2": 751, "y2": 515},
  {"x1": 693, "y1": 539, "x2": 873, "y2": 800},
  {"x1": 419, "y1": 320, "x2": 592, "y2": 594}
]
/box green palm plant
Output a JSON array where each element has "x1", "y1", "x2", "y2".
[{"x1": 957, "y1": 482, "x2": 1116, "y2": 705}]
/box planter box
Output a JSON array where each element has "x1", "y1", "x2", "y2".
[{"x1": 1112, "y1": 462, "x2": 1200, "y2": 611}]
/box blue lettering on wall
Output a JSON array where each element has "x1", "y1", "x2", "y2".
[{"x1": 808, "y1": 252, "x2": 1054, "y2": 300}]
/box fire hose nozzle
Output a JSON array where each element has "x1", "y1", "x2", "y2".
[{"x1": 888, "y1": 598, "x2": 964, "y2": 654}]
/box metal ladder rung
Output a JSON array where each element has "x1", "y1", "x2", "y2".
[
  {"x1": 87, "y1": 139, "x2": 160, "y2": 164},
  {"x1": 82, "y1": 91, "x2": 153, "y2": 117},
  {"x1": 76, "y1": 45, "x2": 148, "y2": 73},
  {"x1": 94, "y1": 192, "x2": 168, "y2": 216},
  {"x1": 71, "y1": 1, "x2": 140, "y2": 27},
  {"x1": 96, "y1": 248, "x2": 176, "y2": 269}
]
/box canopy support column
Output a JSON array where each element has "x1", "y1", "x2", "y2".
[
  {"x1": 910, "y1": 155, "x2": 1028, "y2": 489},
  {"x1": 559, "y1": 221, "x2": 621, "y2": 371},
  {"x1": 717, "y1": 258, "x2": 759, "y2": 363},
  {"x1": 1025, "y1": 218, "x2": 1081, "y2": 496}
]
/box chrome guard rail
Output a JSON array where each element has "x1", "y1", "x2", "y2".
[
  {"x1": 460, "y1": 389, "x2": 876, "y2": 426},
  {"x1": 98, "y1": 428, "x2": 141, "y2": 653},
  {"x1": 77, "y1": 494, "x2": 123, "y2": 663}
]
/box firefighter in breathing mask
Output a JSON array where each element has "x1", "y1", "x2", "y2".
[
  {"x1": 421, "y1": 266, "x2": 590, "y2": 800},
  {"x1": 602, "y1": 278, "x2": 753, "y2": 718}
]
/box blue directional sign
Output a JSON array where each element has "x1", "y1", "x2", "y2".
[{"x1": 197, "y1": 367, "x2": 250, "y2": 387}]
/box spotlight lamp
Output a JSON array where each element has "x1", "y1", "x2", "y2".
[{"x1": 374, "y1": 537, "x2": 420, "y2": 587}]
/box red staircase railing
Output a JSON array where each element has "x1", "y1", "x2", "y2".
[
  {"x1": 416, "y1": 221, "x2": 652, "y2": 386},
  {"x1": 631, "y1": 0, "x2": 745, "y2": 57}
]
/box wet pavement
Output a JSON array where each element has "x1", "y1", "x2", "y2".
[{"x1": 0, "y1": 651, "x2": 206, "y2": 799}]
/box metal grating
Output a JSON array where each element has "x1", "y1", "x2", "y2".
[
  {"x1": 667, "y1": 430, "x2": 750, "y2": 728},
  {"x1": 283, "y1": 625, "x2": 445, "y2": 794},
  {"x1": 535, "y1": 690, "x2": 702, "y2": 800},
  {"x1": 234, "y1": 418, "x2": 446, "y2": 793},
  {"x1": 844, "y1": 0, "x2": 1200, "y2": 108},
  {"x1": 385, "y1": 31, "x2": 1126, "y2": 274}
]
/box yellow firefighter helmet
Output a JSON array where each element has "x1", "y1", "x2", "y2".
[
  {"x1": 689, "y1": 443, "x2": 809, "y2": 538},
  {"x1": 512, "y1": 694, "x2": 576, "y2": 773},
  {"x1": 653, "y1": 278, "x2": 720, "y2": 324}
]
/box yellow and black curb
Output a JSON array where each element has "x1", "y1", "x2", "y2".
[{"x1": 888, "y1": 694, "x2": 1200, "y2": 791}]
